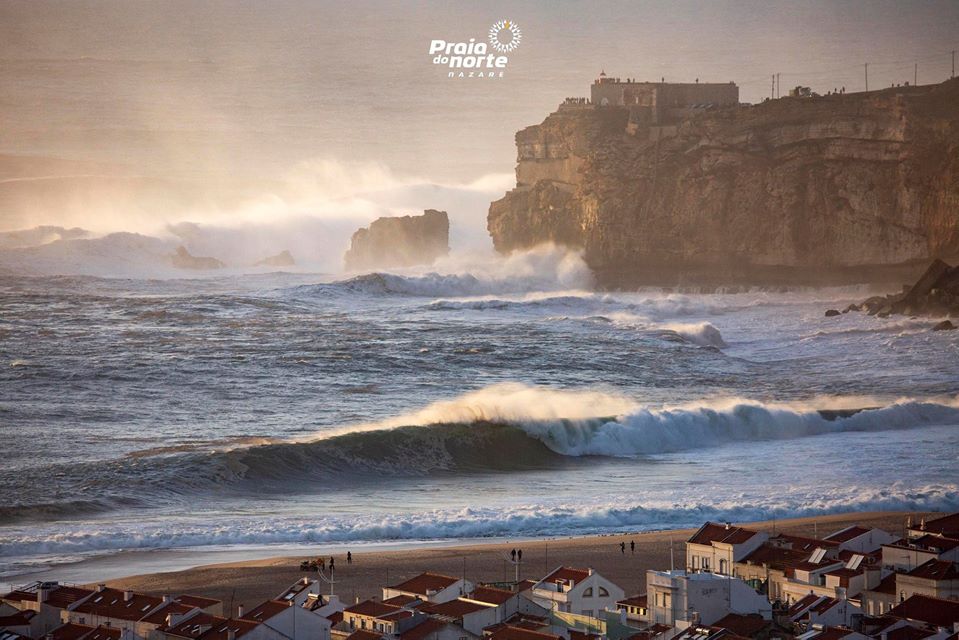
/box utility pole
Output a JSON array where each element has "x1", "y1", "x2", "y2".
[
  {"x1": 914, "y1": 63, "x2": 917, "y2": 86},
  {"x1": 952, "y1": 50, "x2": 955, "y2": 78},
  {"x1": 777, "y1": 73, "x2": 780, "y2": 99},
  {"x1": 771, "y1": 74, "x2": 775, "y2": 99},
  {"x1": 864, "y1": 63, "x2": 869, "y2": 92}
]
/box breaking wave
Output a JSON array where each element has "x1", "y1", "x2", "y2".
[
  {"x1": 4, "y1": 385, "x2": 958, "y2": 525},
  {"x1": 300, "y1": 244, "x2": 593, "y2": 298}
]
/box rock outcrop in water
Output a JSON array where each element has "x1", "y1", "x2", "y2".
[
  {"x1": 255, "y1": 250, "x2": 295, "y2": 267},
  {"x1": 488, "y1": 79, "x2": 959, "y2": 287},
  {"x1": 171, "y1": 246, "x2": 224, "y2": 270},
  {"x1": 847, "y1": 258, "x2": 959, "y2": 319},
  {"x1": 344, "y1": 209, "x2": 449, "y2": 271}
]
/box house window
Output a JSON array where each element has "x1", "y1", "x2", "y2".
[
  {"x1": 599, "y1": 587, "x2": 609, "y2": 597},
  {"x1": 692, "y1": 557, "x2": 699, "y2": 569},
  {"x1": 583, "y1": 588, "x2": 593, "y2": 597},
  {"x1": 719, "y1": 559, "x2": 727, "y2": 574},
  {"x1": 583, "y1": 610, "x2": 593, "y2": 618}
]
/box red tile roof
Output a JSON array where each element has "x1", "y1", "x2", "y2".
[
  {"x1": 387, "y1": 573, "x2": 459, "y2": 597},
  {"x1": 712, "y1": 613, "x2": 769, "y2": 637},
  {"x1": 176, "y1": 595, "x2": 221, "y2": 610},
  {"x1": 0, "y1": 611, "x2": 35, "y2": 627},
  {"x1": 540, "y1": 567, "x2": 590, "y2": 586},
  {"x1": 908, "y1": 534, "x2": 959, "y2": 552},
  {"x1": 198, "y1": 618, "x2": 260, "y2": 640},
  {"x1": 869, "y1": 573, "x2": 897, "y2": 595},
  {"x1": 397, "y1": 618, "x2": 447, "y2": 640},
  {"x1": 344, "y1": 600, "x2": 401, "y2": 618},
  {"x1": 140, "y1": 600, "x2": 196, "y2": 625},
  {"x1": 917, "y1": 513, "x2": 959, "y2": 538},
  {"x1": 378, "y1": 610, "x2": 415, "y2": 623},
  {"x1": 888, "y1": 594, "x2": 959, "y2": 627},
  {"x1": 617, "y1": 594, "x2": 647, "y2": 607},
  {"x1": 240, "y1": 600, "x2": 289, "y2": 623},
  {"x1": 44, "y1": 586, "x2": 95, "y2": 610},
  {"x1": 906, "y1": 559, "x2": 959, "y2": 581},
  {"x1": 885, "y1": 626, "x2": 935, "y2": 640},
  {"x1": 811, "y1": 598, "x2": 841, "y2": 615},
  {"x1": 420, "y1": 599, "x2": 489, "y2": 619},
  {"x1": 46, "y1": 623, "x2": 96, "y2": 640},
  {"x1": 488, "y1": 626, "x2": 562, "y2": 640},
  {"x1": 85, "y1": 627, "x2": 121, "y2": 640},
  {"x1": 382, "y1": 595, "x2": 419, "y2": 607},
  {"x1": 516, "y1": 580, "x2": 537, "y2": 593},
  {"x1": 0, "y1": 590, "x2": 35, "y2": 604},
  {"x1": 467, "y1": 587, "x2": 514, "y2": 606},
  {"x1": 688, "y1": 522, "x2": 760, "y2": 546},
  {"x1": 159, "y1": 612, "x2": 223, "y2": 637},
  {"x1": 788, "y1": 594, "x2": 823, "y2": 617},
  {"x1": 72, "y1": 588, "x2": 163, "y2": 622},
  {"x1": 741, "y1": 544, "x2": 814, "y2": 569},
  {"x1": 825, "y1": 526, "x2": 871, "y2": 543},
  {"x1": 811, "y1": 627, "x2": 855, "y2": 640}
]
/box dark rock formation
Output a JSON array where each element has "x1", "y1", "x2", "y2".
[
  {"x1": 255, "y1": 250, "x2": 295, "y2": 267},
  {"x1": 171, "y1": 246, "x2": 224, "y2": 270},
  {"x1": 344, "y1": 210, "x2": 449, "y2": 271},
  {"x1": 933, "y1": 320, "x2": 956, "y2": 331},
  {"x1": 824, "y1": 309, "x2": 840, "y2": 317},
  {"x1": 852, "y1": 258, "x2": 959, "y2": 319},
  {"x1": 488, "y1": 79, "x2": 959, "y2": 287}
]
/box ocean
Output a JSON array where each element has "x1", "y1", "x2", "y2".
[
  {"x1": 2, "y1": 0, "x2": 959, "y2": 585},
  {"x1": 2, "y1": 256, "x2": 958, "y2": 580}
]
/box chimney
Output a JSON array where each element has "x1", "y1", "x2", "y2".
[
  {"x1": 301, "y1": 577, "x2": 310, "y2": 586},
  {"x1": 97, "y1": 584, "x2": 106, "y2": 593},
  {"x1": 725, "y1": 523, "x2": 731, "y2": 530},
  {"x1": 163, "y1": 595, "x2": 172, "y2": 604},
  {"x1": 37, "y1": 585, "x2": 50, "y2": 604},
  {"x1": 124, "y1": 591, "x2": 134, "y2": 602},
  {"x1": 237, "y1": 604, "x2": 245, "y2": 618}
]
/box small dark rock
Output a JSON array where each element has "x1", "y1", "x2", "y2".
[
  {"x1": 932, "y1": 320, "x2": 956, "y2": 331},
  {"x1": 824, "y1": 309, "x2": 841, "y2": 317}
]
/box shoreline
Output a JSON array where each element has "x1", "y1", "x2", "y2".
[{"x1": 28, "y1": 510, "x2": 925, "y2": 609}]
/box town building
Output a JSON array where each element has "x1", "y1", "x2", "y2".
[
  {"x1": 645, "y1": 570, "x2": 771, "y2": 627},
  {"x1": 686, "y1": 523, "x2": 769, "y2": 576},
  {"x1": 589, "y1": 73, "x2": 739, "y2": 125},
  {"x1": 383, "y1": 574, "x2": 473, "y2": 605},
  {"x1": 528, "y1": 568, "x2": 624, "y2": 618}
]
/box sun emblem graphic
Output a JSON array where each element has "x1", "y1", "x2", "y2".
[{"x1": 489, "y1": 20, "x2": 522, "y2": 53}]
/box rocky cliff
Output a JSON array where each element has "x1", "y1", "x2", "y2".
[
  {"x1": 344, "y1": 209, "x2": 449, "y2": 271},
  {"x1": 488, "y1": 79, "x2": 959, "y2": 286}
]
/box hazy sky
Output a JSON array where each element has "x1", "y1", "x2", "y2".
[
  {"x1": 1, "y1": 1, "x2": 957, "y2": 232},
  {"x1": 2, "y1": 1, "x2": 957, "y2": 177}
]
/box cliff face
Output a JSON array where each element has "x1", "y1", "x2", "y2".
[
  {"x1": 489, "y1": 79, "x2": 959, "y2": 286},
  {"x1": 345, "y1": 209, "x2": 449, "y2": 271}
]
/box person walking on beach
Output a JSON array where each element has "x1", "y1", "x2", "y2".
[
  {"x1": 517, "y1": 549, "x2": 523, "y2": 562},
  {"x1": 330, "y1": 556, "x2": 335, "y2": 572},
  {"x1": 620, "y1": 541, "x2": 625, "y2": 554},
  {"x1": 347, "y1": 551, "x2": 352, "y2": 565},
  {"x1": 511, "y1": 548, "x2": 517, "y2": 561},
  {"x1": 630, "y1": 540, "x2": 635, "y2": 554}
]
